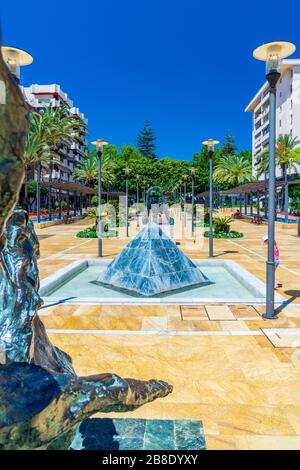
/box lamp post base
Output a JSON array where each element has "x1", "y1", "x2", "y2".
[
  {"x1": 98, "y1": 238, "x2": 103, "y2": 258},
  {"x1": 262, "y1": 313, "x2": 278, "y2": 320}
]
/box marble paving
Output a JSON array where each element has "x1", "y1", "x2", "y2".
[
  {"x1": 35, "y1": 217, "x2": 300, "y2": 450},
  {"x1": 68, "y1": 418, "x2": 206, "y2": 450}
]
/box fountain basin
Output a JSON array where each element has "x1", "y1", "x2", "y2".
[{"x1": 40, "y1": 259, "x2": 284, "y2": 305}]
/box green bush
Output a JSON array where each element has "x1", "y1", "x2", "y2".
[
  {"x1": 290, "y1": 197, "x2": 300, "y2": 214},
  {"x1": 213, "y1": 216, "x2": 233, "y2": 234},
  {"x1": 76, "y1": 227, "x2": 117, "y2": 238},
  {"x1": 28, "y1": 179, "x2": 48, "y2": 196},
  {"x1": 203, "y1": 230, "x2": 244, "y2": 239}
]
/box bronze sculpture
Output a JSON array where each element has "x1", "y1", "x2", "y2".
[{"x1": 0, "y1": 36, "x2": 172, "y2": 450}]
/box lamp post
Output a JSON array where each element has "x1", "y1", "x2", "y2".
[
  {"x1": 190, "y1": 167, "x2": 196, "y2": 237},
  {"x1": 136, "y1": 174, "x2": 140, "y2": 229},
  {"x1": 183, "y1": 175, "x2": 188, "y2": 226},
  {"x1": 178, "y1": 180, "x2": 182, "y2": 220},
  {"x1": 136, "y1": 174, "x2": 140, "y2": 205},
  {"x1": 253, "y1": 41, "x2": 296, "y2": 319},
  {"x1": 91, "y1": 139, "x2": 109, "y2": 257},
  {"x1": 202, "y1": 139, "x2": 219, "y2": 257},
  {"x1": 2, "y1": 46, "x2": 33, "y2": 83},
  {"x1": 124, "y1": 167, "x2": 131, "y2": 237}
]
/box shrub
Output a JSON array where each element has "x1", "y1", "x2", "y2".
[
  {"x1": 213, "y1": 216, "x2": 233, "y2": 234},
  {"x1": 290, "y1": 197, "x2": 300, "y2": 215},
  {"x1": 203, "y1": 229, "x2": 244, "y2": 239},
  {"x1": 76, "y1": 227, "x2": 117, "y2": 238}
]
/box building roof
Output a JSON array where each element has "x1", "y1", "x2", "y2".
[{"x1": 245, "y1": 59, "x2": 300, "y2": 112}]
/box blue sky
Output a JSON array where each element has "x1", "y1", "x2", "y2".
[{"x1": 1, "y1": 0, "x2": 299, "y2": 160}]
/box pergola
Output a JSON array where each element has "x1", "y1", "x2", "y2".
[
  {"x1": 198, "y1": 179, "x2": 300, "y2": 216},
  {"x1": 198, "y1": 180, "x2": 300, "y2": 218},
  {"x1": 39, "y1": 180, "x2": 125, "y2": 221}
]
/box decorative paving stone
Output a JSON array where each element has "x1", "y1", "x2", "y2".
[
  {"x1": 97, "y1": 225, "x2": 210, "y2": 296},
  {"x1": 69, "y1": 418, "x2": 206, "y2": 450}
]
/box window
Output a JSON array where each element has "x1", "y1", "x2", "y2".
[{"x1": 279, "y1": 120, "x2": 282, "y2": 127}]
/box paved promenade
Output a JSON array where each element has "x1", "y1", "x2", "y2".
[{"x1": 36, "y1": 218, "x2": 300, "y2": 449}]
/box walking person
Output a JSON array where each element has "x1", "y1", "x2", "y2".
[{"x1": 262, "y1": 235, "x2": 281, "y2": 289}]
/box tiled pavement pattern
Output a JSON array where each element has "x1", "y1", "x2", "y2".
[
  {"x1": 36, "y1": 218, "x2": 300, "y2": 449},
  {"x1": 68, "y1": 418, "x2": 206, "y2": 450}
]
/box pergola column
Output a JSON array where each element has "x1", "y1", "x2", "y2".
[
  {"x1": 66, "y1": 191, "x2": 70, "y2": 218},
  {"x1": 74, "y1": 192, "x2": 77, "y2": 217},
  {"x1": 58, "y1": 188, "x2": 62, "y2": 220},
  {"x1": 250, "y1": 193, "x2": 253, "y2": 216},
  {"x1": 80, "y1": 193, "x2": 83, "y2": 216},
  {"x1": 264, "y1": 192, "x2": 267, "y2": 218}
]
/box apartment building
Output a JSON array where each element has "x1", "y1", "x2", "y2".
[
  {"x1": 245, "y1": 59, "x2": 300, "y2": 179},
  {"x1": 21, "y1": 84, "x2": 88, "y2": 184}
]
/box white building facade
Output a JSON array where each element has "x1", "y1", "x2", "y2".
[
  {"x1": 21, "y1": 84, "x2": 88, "y2": 184},
  {"x1": 245, "y1": 59, "x2": 300, "y2": 179}
]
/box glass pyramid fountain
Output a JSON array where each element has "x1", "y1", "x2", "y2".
[{"x1": 97, "y1": 225, "x2": 210, "y2": 296}]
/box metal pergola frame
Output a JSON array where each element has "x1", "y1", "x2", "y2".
[
  {"x1": 198, "y1": 179, "x2": 300, "y2": 218},
  {"x1": 38, "y1": 181, "x2": 125, "y2": 221}
]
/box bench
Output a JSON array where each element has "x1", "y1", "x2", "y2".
[
  {"x1": 251, "y1": 215, "x2": 263, "y2": 224},
  {"x1": 63, "y1": 215, "x2": 75, "y2": 224}
]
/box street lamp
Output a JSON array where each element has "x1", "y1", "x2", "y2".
[
  {"x1": 253, "y1": 41, "x2": 296, "y2": 319},
  {"x1": 178, "y1": 180, "x2": 182, "y2": 220},
  {"x1": 2, "y1": 46, "x2": 33, "y2": 82},
  {"x1": 91, "y1": 138, "x2": 109, "y2": 257},
  {"x1": 136, "y1": 174, "x2": 140, "y2": 204},
  {"x1": 136, "y1": 174, "x2": 140, "y2": 229},
  {"x1": 202, "y1": 139, "x2": 220, "y2": 258},
  {"x1": 183, "y1": 175, "x2": 188, "y2": 226},
  {"x1": 190, "y1": 167, "x2": 196, "y2": 237},
  {"x1": 124, "y1": 167, "x2": 131, "y2": 237}
]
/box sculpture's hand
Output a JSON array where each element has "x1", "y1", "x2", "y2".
[{"x1": 77, "y1": 373, "x2": 172, "y2": 415}]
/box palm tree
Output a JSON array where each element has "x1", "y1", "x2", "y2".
[
  {"x1": 73, "y1": 147, "x2": 117, "y2": 200},
  {"x1": 23, "y1": 111, "x2": 58, "y2": 211},
  {"x1": 24, "y1": 105, "x2": 86, "y2": 218},
  {"x1": 73, "y1": 148, "x2": 98, "y2": 186},
  {"x1": 213, "y1": 154, "x2": 253, "y2": 187},
  {"x1": 256, "y1": 134, "x2": 300, "y2": 219}
]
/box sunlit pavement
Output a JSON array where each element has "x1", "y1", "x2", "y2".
[{"x1": 36, "y1": 217, "x2": 300, "y2": 450}]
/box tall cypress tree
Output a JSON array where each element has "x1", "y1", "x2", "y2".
[
  {"x1": 221, "y1": 132, "x2": 237, "y2": 156},
  {"x1": 137, "y1": 120, "x2": 157, "y2": 159}
]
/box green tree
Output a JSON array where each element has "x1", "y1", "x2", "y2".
[
  {"x1": 256, "y1": 134, "x2": 300, "y2": 212},
  {"x1": 220, "y1": 132, "x2": 237, "y2": 156},
  {"x1": 257, "y1": 135, "x2": 300, "y2": 177},
  {"x1": 73, "y1": 147, "x2": 116, "y2": 187},
  {"x1": 137, "y1": 120, "x2": 157, "y2": 159},
  {"x1": 213, "y1": 154, "x2": 253, "y2": 186},
  {"x1": 23, "y1": 105, "x2": 87, "y2": 211}
]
